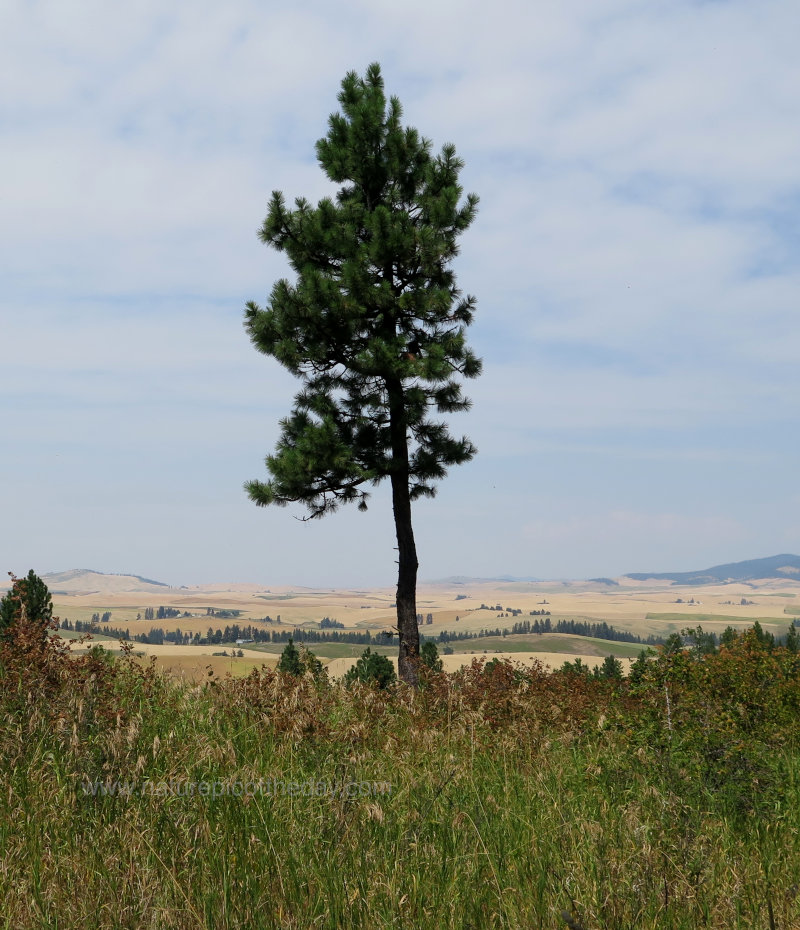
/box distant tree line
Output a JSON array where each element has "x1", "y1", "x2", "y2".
[
  {"x1": 436, "y1": 618, "x2": 661, "y2": 646},
  {"x1": 666, "y1": 621, "x2": 798, "y2": 656},
  {"x1": 68, "y1": 623, "x2": 400, "y2": 648},
  {"x1": 552, "y1": 619, "x2": 659, "y2": 645},
  {"x1": 59, "y1": 613, "x2": 113, "y2": 626},
  {"x1": 63, "y1": 616, "x2": 668, "y2": 649},
  {"x1": 436, "y1": 627, "x2": 507, "y2": 643},
  {"x1": 504, "y1": 617, "x2": 661, "y2": 645},
  {"x1": 253, "y1": 628, "x2": 400, "y2": 647},
  {"x1": 478, "y1": 604, "x2": 550, "y2": 617},
  {"x1": 61, "y1": 618, "x2": 124, "y2": 635},
  {"x1": 510, "y1": 618, "x2": 553, "y2": 635},
  {"x1": 320, "y1": 617, "x2": 344, "y2": 629},
  {"x1": 142, "y1": 607, "x2": 184, "y2": 621}
]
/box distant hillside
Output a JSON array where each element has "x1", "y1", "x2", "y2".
[
  {"x1": 41, "y1": 569, "x2": 171, "y2": 595},
  {"x1": 625, "y1": 554, "x2": 800, "y2": 586}
]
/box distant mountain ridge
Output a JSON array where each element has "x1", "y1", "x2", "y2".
[
  {"x1": 625, "y1": 554, "x2": 800, "y2": 585},
  {"x1": 4, "y1": 557, "x2": 798, "y2": 595},
  {"x1": 40, "y1": 569, "x2": 171, "y2": 595}
]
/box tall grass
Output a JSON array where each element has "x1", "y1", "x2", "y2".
[{"x1": 1, "y1": 626, "x2": 798, "y2": 929}]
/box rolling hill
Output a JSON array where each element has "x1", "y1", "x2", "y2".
[
  {"x1": 38, "y1": 569, "x2": 172, "y2": 595},
  {"x1": 625, "y1": 554, "x2": 800, "y2": 585}
]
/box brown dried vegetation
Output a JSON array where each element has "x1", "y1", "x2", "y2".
[{"x1": 1, "y1": 594, "x2": 799, "y2": 929}]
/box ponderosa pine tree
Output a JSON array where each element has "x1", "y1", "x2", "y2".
[
  {"x1": 244, "y1": 64, "x2": 480, "y2": 685},
  {"x1": 277, "y1": 638, "x2": 303, "y2": 677}
]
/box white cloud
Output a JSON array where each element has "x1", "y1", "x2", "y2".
[{"x1": 1, "y1": 0, "x2": 798, "y2": 582}]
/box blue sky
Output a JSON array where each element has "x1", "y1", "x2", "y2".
[{"x1": 2, "y1": 0, "x2": 798, "y2": 586}]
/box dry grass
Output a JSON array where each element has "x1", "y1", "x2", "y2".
[{"x1": 1, "y1": 614, "x2": 799, "y2": 929}]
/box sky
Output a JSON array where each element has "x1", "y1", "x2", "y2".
[{"x1": 2, "y1": 0, "x2": 799, "y2": 587}]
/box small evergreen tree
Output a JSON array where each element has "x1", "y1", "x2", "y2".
[
  {"x1": 628, "y1": 648, "x2": 653, "y2": 686},
  {"x1": 751, "y1": 621, "x2": 775, "y2": 651},
  {"x1": 0, "y1": 570, "x2": 53, "y2": 642},
  {"x1": 277, "y1": 638, "x2": 304, "y2": 676},
  {"x1": 681, "y1": 625, "x2": 717, "y2": 657},
  {"x1": 420, "y1": 640, "x2": 442, "y2": 672},
  {"x1": 597, "y1": 654, "x2": 624, "y2": 680},
  {"x1": 343, "y1": 648, "x2": 396, "y2": 689},
  {"x1": 785, "y1": 620, "x2": 799, "y2": 654},
  {"x1": 662, "y1": 632, "x2": 685, "y2": 655},
  {"x1": 299, "y1": 644, "x2": 325, "y2": 680},
  {"x1": 560, "y1": 657, "x2": 590, "y2": 676}
]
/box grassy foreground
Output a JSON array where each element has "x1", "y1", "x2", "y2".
[{"x1": 1, "y1": 627, "x2": 799, "y2": 929}]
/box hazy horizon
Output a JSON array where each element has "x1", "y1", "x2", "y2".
[{"x1": 5, "y1": 552, "x2": 795, "y2": 593}]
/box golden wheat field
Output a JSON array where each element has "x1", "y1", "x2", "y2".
[{"x1": 49, "y1": 574, "x2": 800, "y2": 680}]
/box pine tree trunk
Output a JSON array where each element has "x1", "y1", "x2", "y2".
[
  {"x1": 388, "y1": 380, "x2": 420, "y2": 686},
  {"x1": 391, "y1": 470, "x2": 420, "y2": 686}
]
